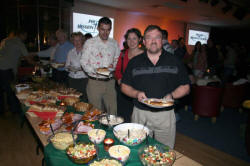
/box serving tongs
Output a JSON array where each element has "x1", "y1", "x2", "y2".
[
  {"x1": 71, "y1": 120, "x2": 81, "y2": 147},
  {"x1": 105, "y1": 113, "x2": 111, "y2": 128}
]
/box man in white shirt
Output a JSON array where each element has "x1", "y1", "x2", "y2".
[
  {"x1": 80, "y1": 17, "x2": 120, "y2": 115},
  {"x1": 37, "y1": 34, "x2": 58, "y2": 61},
  {"x1": 65, "y1": 32, "x2": 88, "y2": 102}
]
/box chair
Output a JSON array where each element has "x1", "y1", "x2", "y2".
[
  {"x1": 222, "y1": 83, "x2": 248, "y2": 112},
  {"x1": 192, "y1": 85, "x2": 223, "y2": 123}
]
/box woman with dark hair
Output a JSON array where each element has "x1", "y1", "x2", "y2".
[{"x1": 115, "y1": 28, "x2": 144, "y2": 122}]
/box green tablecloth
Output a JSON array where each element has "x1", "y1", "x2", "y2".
[
  {"x1": 44, "y1": 123, "x2": 159, "y2": 166},
  {"x1": 20, "y1": 99, "x2": 162, "y2": 165}
]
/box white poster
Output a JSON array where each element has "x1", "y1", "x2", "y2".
[
  {"x1": 188, "y1": 30, "x2": 209, "y2": 45},
  {"x1": 73, "y1": 12, "x2": 114, "y2": 38}
]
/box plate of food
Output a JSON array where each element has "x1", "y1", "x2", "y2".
[
  {"x1": 51, "y1": 63, "x2": 65, "y2": 69},
  {"x1": 141, "y1": 98, "x2": 174, "y2": 108},
  {"x1": 67, "y1": 66, "x2": 81, "y2": 72},
  {"x1": 96, "y1": 67, "x2": 113, "y2": 76},
  {"x1": 99, "y1": 114, "x2": 124, "y2": 127}
]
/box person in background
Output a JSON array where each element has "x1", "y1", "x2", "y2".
[
  {"x1": 0, "y1": 30, "x2": 16, "y2": 49},
  {"x1": 37, "y1": 34, "x2": 58, "y2": 61},
  {"x1": 207, "y1": 38, "x2": 219, "y2": 75},
  {"x1": 192, "y1": 42, "x2": 207, "y2": 78},
  {"x1": 0, "y1": 29, "x2": 34, "y2": 115},
  {"x1": 162, "y1": 29, "x2": 174, "y2": 55},
  {"x1": 121, "y1": 25, "x2": 190, "y2": 148},
  {"x1": 80, "y1": 17, "x2": 120, "y2": 115},
  {"x1": 65, "y1": 32, "x2": 88, "y2": 102},
  {"x1": 84, "y1": 33, "x2": 93, "y2": 41},
  {"x1": 171, "y1": 39, "x2": 185, "y2": 60},
  {"x1": 178, "y1": 37, "x2": 187, "y2": 55},
  {"x1": 52, "y1": 29, "x2": 74, "y2": 83},
  {"x1": 223, "y1": 44, "x2": 237, "y2": 82},
  {"x1": 115, "y1": 28, "x2": 144, "y2": 122}
]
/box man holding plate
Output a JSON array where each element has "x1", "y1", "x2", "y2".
[
  {"x1": 121, "y1": 25, "x2": 190, "y2": 148},
  {"x1": 80, "y1": 17, "x2": 120, "y2": 115}
]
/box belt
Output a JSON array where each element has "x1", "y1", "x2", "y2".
[{"x1": 89, "y1": 76, "x2": 113, "y2": 81}]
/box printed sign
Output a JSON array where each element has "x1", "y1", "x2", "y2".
[
  {"x1": 188, "y1": 30, "x2": 209, "y2": 45},
  {"x1": 73, "y1": 12, "x2": 114, "y2": 38}
]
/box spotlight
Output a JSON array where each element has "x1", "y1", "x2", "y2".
[
  {"x1": 233, "y1": 8, "x2": 247, "y2": 20},
  {"x1": 222, "y1": 3, "x2": 232, "y2": 13},
  {"x1": 210, "y1": 0, "x2": 219, "y2": 6}
]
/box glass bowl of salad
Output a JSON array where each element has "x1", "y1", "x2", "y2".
[
  {"x1": 138, "y1": 143, "x2": 176, "y2": 166},
  {"x1": 66, "y1": 142, "x2": 96, "y2": 164}
]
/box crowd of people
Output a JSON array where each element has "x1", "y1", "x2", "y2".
[{"x1": 0, "y1": 16, "x2": 249, "y2": 149}]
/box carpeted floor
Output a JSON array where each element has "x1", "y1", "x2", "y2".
[{"x1": 176, "y1": 108, "x2": 250, "y2": 162}]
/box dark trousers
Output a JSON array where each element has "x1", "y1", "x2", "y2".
[
  {"x1": 0, "y1": 69, "x2": 22, "y2": 114},
  {"x1": 68, "y1": 77, "x2": 88, "y2": 102},
  {"x1": 52, "y1": 68, "x2": 68, "y2": 84},
  {"x1": 116, "y1": 83, "x2": 134, "y2": 122}
]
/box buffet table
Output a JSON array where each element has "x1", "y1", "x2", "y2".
[{"x1": 25, "y1": 113, "x2": 202, "y2": 166}]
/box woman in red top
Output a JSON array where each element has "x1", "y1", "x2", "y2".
[{"x1": 115, "y1": 28, "x2": 144, "y2": 122}]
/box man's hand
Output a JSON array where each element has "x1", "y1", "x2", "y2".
[
  {"x1": 164, "y1": 93, "x2": 173, "y2": 100},
  {"x1": 117, "y1": 79, "x2": 121, "y2": 85},
  {"x1": 108, "y1": 64, "x2": 113, "y2": 68},
  {"x1": 136, "y1": 91, "x2": 147, "y2": 102}
]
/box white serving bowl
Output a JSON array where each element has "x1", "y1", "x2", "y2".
[
  {"x1": 88, "y1": 129, "x2": 106, "y2": 144},
  {"x1": 108, "y1": 145, "x2": 130, "y2": 163},
  {"x1": 113, "y1": 123, "x2": 149, "y2": 146}
]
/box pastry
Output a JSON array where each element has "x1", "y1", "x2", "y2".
[
  {"x1": 74, "y1": 102, "x2": 93, "y2": 112},
  {"x1": 63, "y1": 97, "x2": 80, "y2": 106}
]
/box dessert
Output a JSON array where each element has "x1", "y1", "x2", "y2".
[
  {"x1": 82, "y1": 108, "x2": 102, "y2": 121},
  {"x1": 74, "y1": 102, "x2": 93, "y2": 112},
  {"x1": 38, "y1": 119, "x2": 62, "y2": 135},
  {"x1": 63, "y1": 97, "x2": 80, "y2": 106}
]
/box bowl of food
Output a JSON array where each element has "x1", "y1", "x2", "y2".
[
  {"x1": 113, "y1": 123, "x2": 149, "y2": 146},
  {"x1": 89, "y1": 157, "x2": 123, "y2": 166},
  {"x1": 138, "y1": 143, "x2": 176, "y2": 166},
  {"x1": 99, "y1": 114, "x2": 124, "y2": 127},
  {"x1": 49, "y1": 132, "x2": 77, "y2": 150},
  {"x1": 108, "y1": 145, "x2": 130, "y2": 163},
  {"x1": 88, "y1": 129, "x2": 106, "y2": 144},
  {"x1": 66, "y1": 142, "x2": 96, "y2": 164}
]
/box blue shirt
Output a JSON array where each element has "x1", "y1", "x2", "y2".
[{"x1": 54, "y1": 41, "x2": 74, "y2": 71}]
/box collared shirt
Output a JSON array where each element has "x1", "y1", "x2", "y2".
[
  {"x1": 37, "y1": 43, "x2": 59, "y2": 61},
  {"x1": 0, "y1": 37, "x2": 28, "y2": 74},
  {"x1": 65, "y1": 47, "x2": 87, "y2": 79},
  {"x1": 54, "y1": 41, "x2": 74, "y2": 71},
  {"x1": 122, "y1": 49, "x2": 190, "y2": 111},
  {"x1": 80, "y1": 36, "x2": 120, "y2": 78}
]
